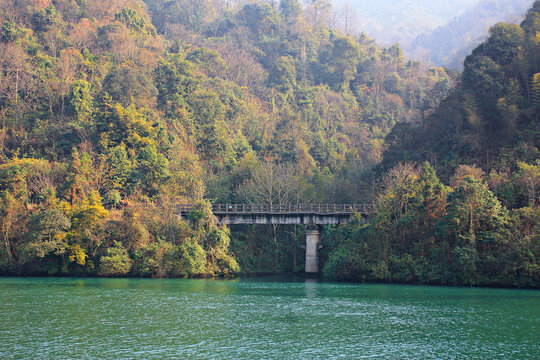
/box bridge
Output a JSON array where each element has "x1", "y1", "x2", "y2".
[{"x1": 178, "y1": 204, "x2": 371, "y2": 273}]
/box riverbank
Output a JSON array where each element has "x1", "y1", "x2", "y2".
[{"x1": 1, "y1": 271, "x2": 539, "y2": 290}]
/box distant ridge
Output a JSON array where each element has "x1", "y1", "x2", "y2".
[
  {"x1": 408, "y1": 0, "x2": 534, "y2": 68},
  {"x1": 333, "y1": 0, "x2": 533, "y2": 69},
  {"x1": 332, "y1": 0, "x2": 481, "y2": 46}
]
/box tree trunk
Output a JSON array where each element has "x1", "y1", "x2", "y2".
[
  {"x1": 3, "y1": 235, "x2": 13, "y2": 263},
  {"x1": 14, "y1": 69, "x2": 19, "y2": 124}
]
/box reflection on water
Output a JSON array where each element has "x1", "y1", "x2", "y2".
[
  {"x1": 304, "y1": 278, "x2": 320, "y2": 298},
  {"x1": 0, "y1": 277, "x2": 538, "y2": 359}
]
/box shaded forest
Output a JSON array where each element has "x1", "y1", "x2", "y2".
[{"x1": 0, "y1": 0, "x2": 538, "y2": 287}]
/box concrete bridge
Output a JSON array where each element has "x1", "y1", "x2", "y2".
[{"x1": 177, "y1": 204, "x2": 371, "y2": 273}]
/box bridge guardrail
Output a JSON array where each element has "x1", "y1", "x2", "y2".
[{"x1": 177, "y1": 203, "x2": 372, "y2": 214}]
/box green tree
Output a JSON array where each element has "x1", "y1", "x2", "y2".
[
  {"x1": 31, "y1": 5, "x2": 59, "y2": 32},
  {"x1": 135, "y1": 145, "x2": 170, "y2": 195},
  {"x1": 268, "y1": 56, "x2": 297, "y2": 92},
  {"x1": 115, "y1": 8, "x2": 148, "y2": 34},
  {"x1": 516, "y1": 161, "x2": 540, "y2": 206},
  {"x1": 440, "y1": 176, "x2": 510, "y2": 285},
  {"x1": 103, "y1": 65, "x2": 158, "y2": 107},
  {"x1": 174, "y1": 240, "x2": 207, "y2": 277},
  {"x1": 481, "y1": 23, "x2": 524, "y2": 66},
  {"x1": 24, "y1": 208, "x2": 71, "y2": 259},
  {"x1": 280, "y1": 0, "x2": 302, "y2": 24},
  {"x1": 318, "y1": 35, "x2": 361, "y2": 90},
  {"x1": 98, "y1": 102, "x2": 160, "y2": 152},
  {"x1": 154, "y1": 53, "x2": 200, "y2": 114},
  {"x1": 99, "y1": 241, "x2": 132, "y2": 276},
  {"x1": 68, "y1": 80, "x2": 93, "y2": 121},
  {"x1": 107, "y1": 145, "x2": 132, "y2": 192}
]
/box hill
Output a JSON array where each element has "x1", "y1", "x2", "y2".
[
  {"x1": 0, "y1": 0, "x2": 450, "y2": 276},
  {"x1": 332, "y1": 0, "x2": 481, "y2": 46},
  {"x1": 322, "y1": 0, "x2": 540, "y2": 287},
  {"x1": 0, "y1": 0, "x2": 538, "y2": 286},
  {"x1": 409, "y1": 0, "x2": 534, "y2": 68}
]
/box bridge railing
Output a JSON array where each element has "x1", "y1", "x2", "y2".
[{"x1": 177, "y1": 203, "x2": 372, "y2": 214}]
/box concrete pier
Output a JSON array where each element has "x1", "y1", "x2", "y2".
[{"x1": 305, "y1": 225, "x2": 321, "y2": 273}]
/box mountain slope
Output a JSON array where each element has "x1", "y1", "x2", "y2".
[
  {"x1": 322, "y1": 0, "x2": 540, "y2": 287},
  {"x1": 409, "y1": 0, "x2": 534, "y2": 68},
  {"x1": 333, "y1": 0, "x2": 481, "y2": 46},
  {"x1": 0, "y1": 0, "x2": 450, "y2": 276},
  {"x1": 382, "y1": 1, "x2": 540, "y2": 183}
]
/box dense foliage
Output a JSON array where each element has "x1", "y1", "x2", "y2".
[
  {"x1": 0, "y1": 0, "x2": 537, "y2": 287},
  {"x1": 323, "y1": 1, "x2": 540, "y2": 287},
  {"x1": 323, "y1": 162, "x2": 539, "y2": 287}
]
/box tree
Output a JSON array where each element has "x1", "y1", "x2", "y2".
[
  {"x1": 268, "y1": 56, "x2": 297, "y2": 92},
  {"x1": 517, "y1": 161, "x2": 540, "y2": 206},
  {"x1": 98, "y1": 102, "x2": 160, "y2": 152},
  {"x1": 24, "y1": 208, "x2": 71, "y2": 259},
  {"x1": 338, "y1": 3, "x2": 359, "y2": 37},
  {"x1": 318, "y1": 35, "x2": 361, "y2": 90},
  {"x1": 482, "y1": 23, "x2": 524, "y2": 66},
  {"x1": 186, "y1": 48, "x2": 227, "y2": 78},
  {"x1": 174, "y1": 240, "x2": 206, "y2": 277},
  {"x1": 236, "y1": 162, "x2": 304, "y2": 205},
  {"x1": 236, "y1": 161, "x2": 306, "y2": 269},
  {"x1": 135, "y1": 145, "x2": 170, "y2": 196},
  {"x1": 68, "y1": 190, "x2": 108, "y2": 241},
  {"x1": 154, "y1": 53, "x2": 199, "y2": 114},
  {"x1": 0, "y1": 192, "x2": 24, "y2": 264},
  {"x1": 68, "y1": 18, "x2": 96, "y2": 51},
  {"x1": 31, "y1": 4, "x2": 59, "y2": 32},
  {"x1": 1, "y1": 21, "x2": 23, "y2": 43},
  {"x1": 58, "y1": 49, "x2": 82, "y2": 116},
  {"x1": 304, "y1": 0, "x2": 331, "y2": 32},
  {"x1": 239, "y1": 2, "x2": 279, "y2": 36},
  {"x1": 67, "y1": 79, "x2": 94, "y2": 137},
  {"x1": 441, "y1": 176, "x2": 510, "y2": 285},
  {"x1": 115, "y1": 7, "x2": 149, "y2": 34},
  {"x1": 103, "y1": 64, "x2": 157, "y2": 107},
  {"x1": 0, "y1": 42, "x2": 32, "y2": 126},
  {"x1": 450, "y1": 165, "x2": 486, "y2": 187},
  {"x1": 99, "y1": 241, "x2": 132, "y2": 276},
  {"x1": 106, "y1": 145, "x2": 132, "y2": 192},
  {"x1": 279, "y1": 0, "x2": 301, "y2": 24}
]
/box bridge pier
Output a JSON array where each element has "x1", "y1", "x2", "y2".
[{"x1": 305, "y1": 225, "x2": 321, "y2": 273}]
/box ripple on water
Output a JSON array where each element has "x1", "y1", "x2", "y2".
[{"x1": 0, "y1": 277, "x2": 539, "y2": 359}]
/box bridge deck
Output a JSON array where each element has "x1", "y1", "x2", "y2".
[{"x1": 178, "y1": 204, "x2": 371, "y2": 216}]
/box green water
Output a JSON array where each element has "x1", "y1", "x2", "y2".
[{"x1": 0, "y1": 277, "x2": 538, "y2": 359}]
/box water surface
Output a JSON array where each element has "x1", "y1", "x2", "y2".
[{"x1": 0, "y1": 277, "x2": 538, "y2": 359}]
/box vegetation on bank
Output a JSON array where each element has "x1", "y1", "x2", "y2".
[
  {"x1": 322, "y1": 2, "x2": 540, "y2": 287},
  {"x1": 323, "y1": 162, "x2": 539, "y2": 287},
  {"x1": 0, "y1": 0, "x2": 538, "y2": 287}
]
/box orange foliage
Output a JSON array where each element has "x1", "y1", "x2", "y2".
[
  {"x1": 450, "y1": 165, "x2": 486, "y2": 187},
  {"x1": 29, "y1": 0, "x2": 52, "y2": 10}
]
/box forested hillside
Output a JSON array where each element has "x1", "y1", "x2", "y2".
[
  {"x1": 0, "y1": 0, "x2": 450, "y2": 276},
  {"x1": 324, "y1": 1, "x2": 540, "y2": 287},
  {"x1": 0, "y1": 0, "x2": 538, "y2": 286}
]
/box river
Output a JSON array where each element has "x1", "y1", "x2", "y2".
[{"x1": 0, "y1": 277, "x2": 538, "y2": 359}]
